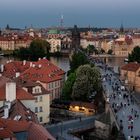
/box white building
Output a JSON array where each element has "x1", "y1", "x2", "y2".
[{"x1": 46, "y1": 38, "x2": 61, "y2": 53}]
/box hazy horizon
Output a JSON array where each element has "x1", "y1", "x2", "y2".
[{"x1": 0, "y1": 0, "x2": 140, "y2": 28}]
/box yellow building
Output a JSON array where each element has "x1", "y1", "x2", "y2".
[
  {"x1": 112, "y1": 36, "x2": 134, "y2": 57},
  {"x1": 21, "y1": 81, "x2": 50, "y2": 124},
  {"x1": 120, "y1": 63, "x2": 140, "y2": 92}
]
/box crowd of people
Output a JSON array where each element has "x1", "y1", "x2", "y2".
[{"x1": 93, "y1": 59, "x2": 140, "y2": 140}]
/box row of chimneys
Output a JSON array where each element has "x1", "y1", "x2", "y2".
[{"x1": 0, "y1": 58, "x2": 45, "y2": 73}]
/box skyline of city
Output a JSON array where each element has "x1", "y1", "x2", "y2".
[{"x1": 0, "y1": 0, "x2": 140, "y2": 28}]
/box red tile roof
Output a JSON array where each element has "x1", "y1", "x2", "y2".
[
  {"x1": 8, "y1": 100, "x2": 38, "y2": 123},
  {"x1": 28, "y1": 123, "x2": 55, "y2": 140},
  {"x1": 3, "y1": 61, "x2": 30, "y2": 78},
  {"x1": 0, "y1": 118, "x2": 55, "y2": 140},
  {"x1": 121, "y1": 63, "x2": 140, "y2": 72},
  {"x1": 20, "y1": 59, "x2": 65, "y2": 83},
  {"x1": 0, "y1": 121, "x2": 14, "y2": 138},
  {"x1": 0, "y1": 76, "x2": 11, "y2": 87},
  {"x1": 0, "y1": 85, "x2": 35, "y2": 101},
  {"x1": 3, "y1": 59, "x2": 65, "y2": 83}
]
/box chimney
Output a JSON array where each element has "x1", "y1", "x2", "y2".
[
  {"x1": 6, "y1": 82, "x2": 16, "y2": 102},
  {"x1": 0, "y1": 64, "x2": 4, "y2": 72},
  {"x1": 30, "y1": 62, "x2": 32, "y2": 67},
  {"x1": 32, "y1": 64, "x2": 35, "y2": 68},
  {"x1": 3, "y1": 105, "x2": 9, "y2": 119},
  {"x1": 16, "y1": 72, "x2": 20, "y2": 78},
  {"x1": 38, "y1": 64, "x2": 42, "y2": 68},
  {"x1": 23, "y1": 60, "x2": 26, "y2": 65}
]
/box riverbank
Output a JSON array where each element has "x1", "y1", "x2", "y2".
[{"x1": 91, "y1": 54, "x2": 127, "y2": 58}]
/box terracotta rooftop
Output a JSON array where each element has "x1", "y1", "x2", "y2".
[
  {"x1": 0, "y1": 85, "x2": 35, "y2": 101},
  {"x1": 3, "y1": 59, "x2": 65, "y2": 83},
  {"x1": 0, "y1": 120, "x2": 14, "y2": 139},
  {"x1": 1, "y1": 100, "x2": 38, "y2": 123},
  {"x1": 20, "y1": 59, "x2": 65, "y2": 83},
  {"x1": 28, "y1": 123, "x2": 55, "y2": 140},
  {"x1": 0, "y1": 118, "x2": 55, "y2": 140},
  {"x1": 0, "y1": 76, "x2": 11, "y2": 87},
  {"x1": 121, "y1": 63, "x2": 140, "y2": 72},
  {"x1": 15, "y1": 79, "x2": 50, "y2": 96}
]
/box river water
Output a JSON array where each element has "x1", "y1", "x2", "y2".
[{"x1": 0, "y1": 56, "x2": 125, "y2": 73}]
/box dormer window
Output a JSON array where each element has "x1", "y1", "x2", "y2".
[{"x1": 32, "y1": 86, "x2": 42, "y2": 94}]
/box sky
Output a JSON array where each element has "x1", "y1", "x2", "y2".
[{"x1": 0, "y1": 0, "x2": 140, "y2": 28}]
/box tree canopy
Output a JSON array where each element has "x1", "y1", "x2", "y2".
[
  {"x1": 69, "y1": 51, "x2": 89, "y2": 74},
  {"x1": 72, "y1": 64, "x2": 101, "y2": 101},
  {"x1": 62, "y1": 72, "x2": 76, "y2": 100},
  {"x1": 13, "y1": 39, "x2": 50, "y2": 61},
  {"x1": 128, "y1": 46, "x2": 140, "y2": 63},
  {"x1": 107, "y1": 49, "x2": 113, "y2": 55},
  {"x1": 29, "y1": 39, "x2": 50, "y2": 59}
]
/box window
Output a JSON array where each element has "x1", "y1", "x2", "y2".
[
  {"x1": 40, "y1": 96, "x2": 42, "y2": 102},
  {"x1": 33, "y1": 86, "x2": 41, "y2": 94},
  {"x1": 35, "y1": 88, "x2": 39, "y2": 93},
  {"x1": 35, "y1": 107, "x2": 38, "y2": 113},
  {"x1": 40, "y1": 106, "x2": 43, "y2": 112},
  {"x1": 39, "y1": 117, "x2": 43, "y2": 122},
  {"x1": 35, "y1": 97, "x2": 38, "y2": 102}
]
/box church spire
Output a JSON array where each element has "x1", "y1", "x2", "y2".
[{"x1": 120, "y1": 22, "x2": 124, "y2": 33}]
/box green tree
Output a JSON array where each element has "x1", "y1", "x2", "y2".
[
  {"x1": 62, "y1": 72, "x2": 76, "y2": 100},
  {"x1": 87, "y1": 45, "x2": 95, "y2": 54},
  {"x1": 13, "y1": 39, "x2": 50, "y2": 60},
  {"x1": 107, "y1": 49, "x2": 113, "y2": 55},
  {"x1": 87, "y1": 45, "x2": 99, "y2": 55},
  {"x1": 128, "y1": 46, "x2": 140, "y2": 63},
  {"x1": 29, "y1": 39, "x2": 50, "y2": 59},
  {"x1": 100, "y1": 48, "x2": 105, "y2": 54},
  {"x1": 72, "y1": 64, "x2": 101, "y2": 101},
  {"x1": 69, "y1": 51, "x2": 89, "y2": 74}
]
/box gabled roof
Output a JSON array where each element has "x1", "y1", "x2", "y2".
[
  {"x1": 9, "y1": 100, "x2": 38, "y2": 123},
  {"x1": 121, "y1": 63, "x2": 140, "y2": 72}
]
